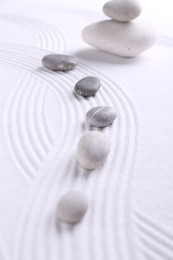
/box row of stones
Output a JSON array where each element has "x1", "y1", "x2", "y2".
[{"x1": 42, "y1": 54, "x2": 116, "y2": 224}]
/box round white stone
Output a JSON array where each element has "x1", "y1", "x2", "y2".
[
  {"x1": 57, "y1": 191, "x2": 88, "y2": 224},
  {"x1": 82, "y1": 20, "x2": 156, "y2": 57},
  {"x1": 103, "y1": 0, "x2": 142, "y2": 22},
  {"x1": 77, "y1": 131, "x2": 110, "y2": 170}
]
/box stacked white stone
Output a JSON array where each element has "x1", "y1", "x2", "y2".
[{"x1": 82, "y1": 0, "x2": 156, "y2": 57}]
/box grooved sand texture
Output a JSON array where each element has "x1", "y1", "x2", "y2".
[{"x1": 0, "y1": 5, "x2": 173, "y2": 260}]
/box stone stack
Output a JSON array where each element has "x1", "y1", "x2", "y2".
[{"x1": 82, "y1": 0, "x2": 156, "y2": 57}]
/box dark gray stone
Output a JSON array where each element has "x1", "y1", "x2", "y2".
[{"x1": 74, "y1": 76, "x2": 101, "y2": 97}]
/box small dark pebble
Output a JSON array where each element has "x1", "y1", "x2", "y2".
[{"x1": 74, "y1": 76, "x2": 101, "y2": 97}]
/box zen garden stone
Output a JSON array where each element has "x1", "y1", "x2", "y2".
[
  {"x1": 42, "y1": 54, "x2": 77, "y2": 71},
  {"x1": 86, "y1": 106, "x2": 116, "y2": 127},
  {"x1": 103, "y1": 0, "x2": 142, "y2": 22},
  {"x1": 74, "y1": 76, "x2": 101, "y2": 97},
  {"x1": 82, "y1": 0, "x2": 156, "y2": 57},
  {"x1": 77, "y1": 131, "x2": 110, "y2": 170},
  {"x1": 57, "y1": 191, "x2": 88, "y2": 224}
]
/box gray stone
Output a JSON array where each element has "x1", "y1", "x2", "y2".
[
  {"x1": 86, "y1": 106, "x2": 116, "y2": 127},
  {"x1": 82, "y1": 20, "x2": 156, "y2": 57},
  {"x1": 103, "y1": 0, "x2": 142, "y2": 22},
  {"x1": 42, "y1": 54, "x2": 77, "y2": 71},
  {"x1": 74, "y1": 76, "x2": 101, "y2": 97},
  {"x1": 77, "y1": 131, "x2": 110, "y2": 170},
  {"x1": 57, "y1": 191, "x2": 88, "y2": 224}
]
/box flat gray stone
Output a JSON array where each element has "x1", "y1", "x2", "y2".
[
  {"x1": 77, "y1": 131, "x2": 110, "y2": 170},
  {"x1": 74, "y1": 76, "x2": 101, "y2": 97},
  {"x1": 57, "y1": 191, "x2": 88, "y2": 224},
  {"x1": 86, "y1": 106, "x2": 116, "y2": 127},
  {"x1": 42, "y1": 54, "x2": 77, "y2": 71},
  {"x1": 103, "y1": 0, "x2": 142, "y2": 22}
]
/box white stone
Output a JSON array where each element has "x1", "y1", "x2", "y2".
[
  {"x1": 77, "y1": 131, "x2": 110, "y2": 170},
  {"x1": 103, "y1": 0, "x2": 142, "y2": 22},
  {"x1": 82, "y1": 20, "x2": 156, "y2": 57},
  {"x1": 57, "y1": 191, "x2": 88, "y2": 224}
]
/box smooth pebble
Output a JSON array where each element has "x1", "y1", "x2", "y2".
[
  {"x1": 82, "y1": 20, "x2": 156, "y2": 57},
  {"x1": 74, "y1": 76, "x2": 101, "y2": 97},
  {"x1": 42, "y1": 54, "x2": 77, "y2": 71},
  {"x1": 77, "y1": 131, "x2": 110, "y2": 170},
  {"x1": 57, "y1": 191, "x2": 88, "y2": 224},
  {"x1": 103, "y1": 0, "x2": 142, "y2": 22},
  {"x1": 86, "y1": 106, "x2": 116, "y2": 127}
]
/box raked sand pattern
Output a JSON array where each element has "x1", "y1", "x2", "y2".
[
  {"x1": 0, "y1": 10, "x2": 172, "y2": 260},
  {"x1": 3, "y1": 72, "x2": 54, "y2": 180},
  {"x1": 0, "y1": 14, "x2": 65, "y2": 51},
  {"x1": 135, "y1": 212, "x2": 173, "y2": 260},
  {"x1": 0, "y1": 42, "x2": 137, "y2": 260}
]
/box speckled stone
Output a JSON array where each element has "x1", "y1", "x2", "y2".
[
  {"x1": 86, "y1": 106, "x2": 116, "y2": 127},
  {"x1": 103, "y1": 0, "x2": 142, "y2": 22},
  {"x1": 42, "y1": 54, "x2": 77, "y2": 71},
  {"x1": 77, "y1": 131, "x2": 110, "y2": 170},
  {"x1": 57, "y1": 191, "x2": 88, "y2": 224},
  {"x1": 82, "y1": 20, "x2": 156, "y2": 57},
  {"x1": 74, "y1": 76, "x2": 101, "y2": 97}
]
